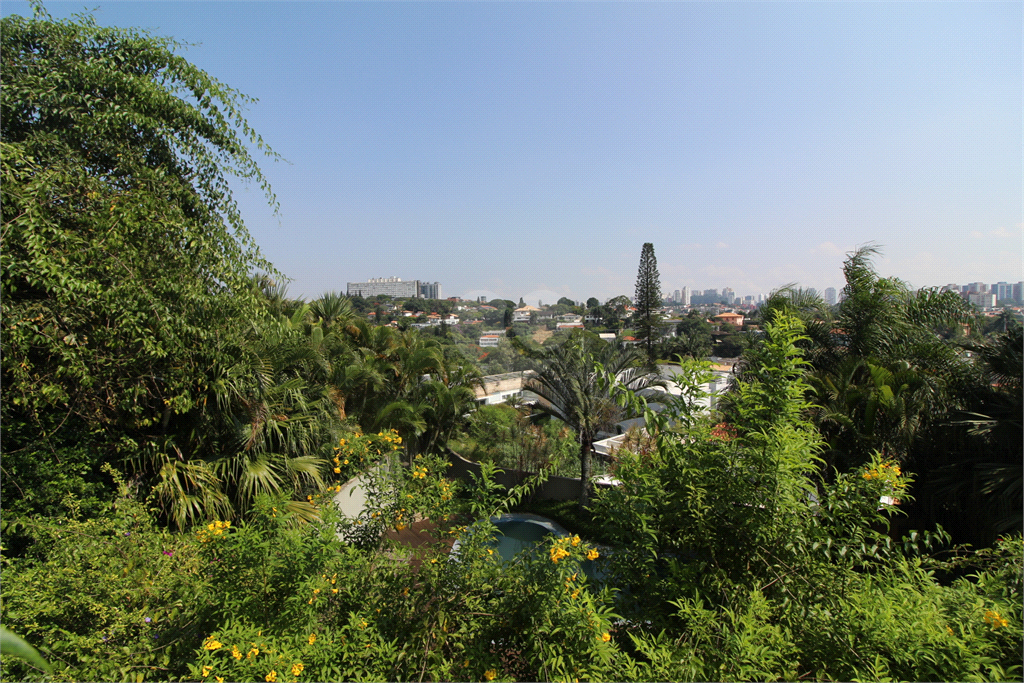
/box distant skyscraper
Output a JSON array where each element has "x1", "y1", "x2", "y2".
[
  {"x1": 824, "y1": 287, "x2": 837, "y2": 306},
  {"x1": 723, "y1": 287, "x2": 735, "y2": 304},
  {"x1": 673, "y1": 289, "x2": 681, "y2": 303},
  {"x1": 681, "y1": 286, "x2": 690, "y2": 306}
]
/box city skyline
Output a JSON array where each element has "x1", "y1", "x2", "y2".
[{"x1": 4, "y1": 2, "x2": 1020, "y2": 302}]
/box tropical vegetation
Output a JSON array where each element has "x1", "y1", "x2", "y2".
[{"x1": 1, "y1": 8, "x2": 1021, "y2": 683}]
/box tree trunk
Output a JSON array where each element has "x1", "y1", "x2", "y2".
[{"x1": 579, "y1": 438, "x2": 593, "y2": 511}]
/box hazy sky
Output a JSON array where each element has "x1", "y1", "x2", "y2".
[{"x1": 6, "y1": 1, "x2": 1021, "y2": 303}]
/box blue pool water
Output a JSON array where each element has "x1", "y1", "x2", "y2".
[{"x1": 484, "y1": 515, "x2": 606, "y2": 583}]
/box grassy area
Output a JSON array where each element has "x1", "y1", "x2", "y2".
[{"x1": 510, "y1": 497, "x2": 618, "y2": 546}]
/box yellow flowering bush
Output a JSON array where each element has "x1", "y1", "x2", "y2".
[{"x1": 196, "y1": 520, "x2": 231, "y2": 543}]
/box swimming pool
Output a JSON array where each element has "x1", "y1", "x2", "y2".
[{"x1": 452, "y1": 513, "x2": 605, "y2": 582}]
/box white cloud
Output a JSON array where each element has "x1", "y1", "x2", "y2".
[{"x1": 990, "y1": 226, "x2": 1019, "y2": 238}]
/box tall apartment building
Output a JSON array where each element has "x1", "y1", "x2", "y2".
[
  {"x1": 673, "y1": 289, "x2": 681, "y2": 304},
  {"x1": 723, "y1": 287, "x2": 735, "y2": 304},
  {"x1": 419, "y1": 281, "x2": 442, "y2": 299},
  {"x1": 681, "y1": 286, "x2": 690, "y2": 306},
  {"x1": 347, "y1": 277, "x2": 442, "y2": 299},
  {"x1": 824, "y1": 287, "x2": 837, "y2": 306}
]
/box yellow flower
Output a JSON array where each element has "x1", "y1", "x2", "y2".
[
  {"x1": 984, "y1": 610, "x2": 1009, "y2": 629},
  {"x1": 570, "y1": 535, "x2": 580, "y2": 547},
  {"x1": 334, "y1": 467, "x2": 341, "y2": 474},
  {"x1": 343, "y1": 459, "x2": 349, "y2": 465},
  {"x1": 203, "y1": 637, "x2": 223, "y2": 651},
  {"x1": 332, "y1": 588, "x2": 338, "y2": 594},
  {"x1": 216, "y1": 678, "x2": 224, "y2": 683},
  {"x1": 601, "y1": 632, "x2": 611, "y2": 642},
  {"x1": 266, "y1": 671, "x2": 278, "y2": 682},
  {"x1": 308, "y1": 634, "x2": 316, "y2": 645},
  {"x1": 313, "y1": 588, "x2": 321, "y2": 594},
  {"x1": 232, "y1": 645, "x2": 243, "y2": 660},
  {"x1": 484, "y1": 669, "x2": 497, "y2": 681},
  {"x1": 291, "y1": 662, "x2": 305, "y2": 676},
  {"x1": 587, "y1": 549, "x2": 599, "y2": 561},
  {"x1": 248, "y1": 648, "x2": 259, "y2": 659},
  {"x1": 570, "y1": 589, "x2": 580, "y2": 600},
  {"x1": 201, "y1": 665, "x2": 212, "y2": 678},
  {"x1": 550, "y1": 545, "x2": 570, "y2": 563}
]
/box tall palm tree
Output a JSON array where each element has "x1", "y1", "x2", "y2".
[{"x1": 520, "y1": 332, "x2": 664, "y2": 508}]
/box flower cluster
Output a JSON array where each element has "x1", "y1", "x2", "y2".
[
  {"x1": 196, "y1": 520, "x2": 231, "y2": 543},
  {"x1": 548, "y1": 537, "x2": 599, "y2": 564},
  {"x1": 550, "y1": 544, "x2": 570, "y2": 564},
  {"x1": 862, "y1": 460, "x2": 901, "y2": 481},
  {"x1": 860, "y1": 458, "x2": 908, "y2": 500},
  {"x1": 984, "y1": 610, "x2": 1009, "y2": 629},
  {"x1": 411, "y1": 464, "x2": 428, "y2": 480},
  {"x1": 394, "y1": 508, "x2": 408, "y2": 531}
]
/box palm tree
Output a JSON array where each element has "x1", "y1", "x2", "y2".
[
  {"x1": 520, "y1": 332, "x2": 664, "y2": 508},
  {"x1": 143, "y1": 306, "x2": 339, "y2": 528}
]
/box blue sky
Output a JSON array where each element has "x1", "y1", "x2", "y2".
[{"x1": 5, "y1": 1, "x2": 1021, "y2": 303}]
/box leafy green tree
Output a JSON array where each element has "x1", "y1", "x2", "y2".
[
  {"x1": 633, "y1": 243, "x2": 663, "y2": 364},
  {"x1": 519, "y1": 332, "x2": 663, "y2": 508},
  {"x1": 670, "y1": 311, "x2": 714, "y2": 358},
  {"x1": 586, "y1": 297, "x2": 601, "y2": 310},
  {"x1": 594, "y1": 316, "x2": 1023, "y2": 681},
  {"x1": 1, "y1": 9, "x2": 288, "y2": 520}
]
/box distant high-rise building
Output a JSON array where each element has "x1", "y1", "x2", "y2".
[
  {"x1": 347, "y1": 277, "x2": 441, "y2": 299},
  {"x1": 1014, "y1": 282, "x2": 1024, "y2": 303},
  {"x1": 673, "y1": 289, "x2": 681, "y2": 303},
  {"x1": 824, "y1": 287, "x2": 837, "y2": 306},
  {"x1": 681, "y1": 286, "x2": 690, "y2": 306},
  {"x1": 420, "y1": 282, "x2": 442, "y2": 299},
  {"x1": 994, "y1": 282, "x2": 1013, "y2": 301},
  {"x1": 723, "y1": 287, "x2": 735, "y2": 304},
  {"x1": 968, "y1": 282, "x2": 988, "y2": 294},
  {"x1": 968, "y1": 292, "x2": 997, "y2": 309}
]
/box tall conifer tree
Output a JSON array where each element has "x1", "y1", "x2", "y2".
[{"x1": 634, "y1": 242, "x2": 663, "y2": 363}]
